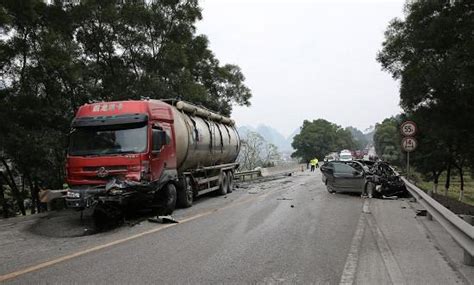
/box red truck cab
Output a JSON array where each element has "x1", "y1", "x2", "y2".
[{"x1": 66, "y1": 100, "x2": 176, "y2": 209}]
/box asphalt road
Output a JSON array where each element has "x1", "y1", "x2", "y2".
[{"x1": 0, "y1": 170, "x2": 469, "y2": 284}]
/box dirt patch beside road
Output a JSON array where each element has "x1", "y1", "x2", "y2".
[{"x1": 432, "y1": 193, "x2": 474, "y2": 215}]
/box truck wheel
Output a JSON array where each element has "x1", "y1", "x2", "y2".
[
  {"x1": 218, "y1": 172, "x2": 228, "y2": 195},
  {"x1": 161, "y1": 183, "x2": 177, "y2": 215},
  {"x1": 227, "y1": 171, "x2": 234, "y2": 193},
  {"x1": 177, "y1": 176, "x2": 193, "y2": 208}
]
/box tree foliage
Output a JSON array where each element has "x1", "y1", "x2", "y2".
[
  {"x1": 291, "y1": 119, "x2": 355, "y2": 162},
  {"x1": 345, "y1": 126, "x2": 369, "y2": 150},
  {"x1": 377, "y1": 0, "x2": 473, "y2": 200},
  {"x1": 0, "y1": 0, "x2": 252, "y2": 216},
  {"x1": 373, "y1": 117, "x2": 403, "y2": 166}
]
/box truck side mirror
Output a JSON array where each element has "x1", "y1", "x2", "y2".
[{"x1": 152, "y1": 129, "x2": 167, "y2": 152}]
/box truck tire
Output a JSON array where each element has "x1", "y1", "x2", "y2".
[
  {"x1": 227, "y1": 171, "x2": 234, "y2": 193},
  {"x1": 159, "y1": 183, "x2": 177, "y2": 215},
  {"x1": 177, "y1": 176, "x2": 193, "y2": 208},
  {"x1": 218, "y1": 172, "x2": 228, "y2": 195}
]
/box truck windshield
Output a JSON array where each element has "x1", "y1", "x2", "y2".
[{"x1": 69, "y1": 124, "x2": 147, "y2": 156}]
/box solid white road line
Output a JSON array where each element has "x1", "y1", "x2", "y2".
[
  {"x1": 339, "y1": 200, "x2": 368, "y2": 285},
  {"x1": 365, "y1": 204, "x2": 407, "y2": 285}
]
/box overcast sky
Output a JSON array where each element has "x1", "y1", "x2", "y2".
[{"x1": 197, "y1": 0, "x2": 405, "y2": 136}]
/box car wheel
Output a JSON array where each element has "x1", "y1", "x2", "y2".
[{"x1": 326, "y1": 185, "x2": 335, "y2": 193}]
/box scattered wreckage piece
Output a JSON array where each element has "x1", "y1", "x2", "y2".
[
  {"x1": 364, "y1": 161, "x2": 408, "y2": 198},
  {"x1": 148, "y1": 215, "x2": 179, "y2": 224}
]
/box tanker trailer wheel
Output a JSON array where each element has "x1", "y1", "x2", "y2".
[
  {"x1": 218, "y1": 172, "x2": 228, "y2": 195},
  {"x1": 177, "y1": 176, "x2": 193, "y2": 208},
  {"x1": 226, "y1": 171, "x2": 234, "y2": 193},
  {"x1": 156, "y1": 183, "x2": 177, "y2": 215}
]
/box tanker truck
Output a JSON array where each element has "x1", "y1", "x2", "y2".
[{"x1": 65, "y1": 99, "x2": 240, "y2": 222}]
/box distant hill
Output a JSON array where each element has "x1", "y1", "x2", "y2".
[
  {"x1": 237, "y1": 124, "x2": 298, "y2": 152},
  {"x1": 236, "y1": 125, "x2": 255, "y2": 139},
  {"x1": 287, "y1": 127, "x2": 300, "y2": 148}
]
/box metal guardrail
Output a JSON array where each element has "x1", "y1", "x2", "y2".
[
  {"x1": 234, "y1": 170, "x2": 262, "y2": 181},
  {"x1": 401, "y1": 177, "x2": 474, "y2": 265}
]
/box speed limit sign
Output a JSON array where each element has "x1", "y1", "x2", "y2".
[
  {"x1": 401, "y1": 137, "x2": 417, "y2": 152},
  {"x1": 400, "y1": 121, "x2": 417, "y2": 137}
]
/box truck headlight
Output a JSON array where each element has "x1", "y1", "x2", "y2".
[
  {"x1": 67, "y1": 191, "x2": 81, "y2": 198},
  {"x1": 109, "y1": 189, "x2": 124, "y2": 195}
]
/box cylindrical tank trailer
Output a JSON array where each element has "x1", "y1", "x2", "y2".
[{"x1": 171, "y1": 101, "x2": 240, "y2": 172}]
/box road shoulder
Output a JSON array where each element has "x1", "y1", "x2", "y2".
[{"x1": 359, "y1": 198, "x2": 468, "y2": 284}]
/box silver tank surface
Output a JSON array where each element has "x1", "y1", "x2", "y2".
[{"x1": 167, "y1": 101, "x2": 240, "y2": 172}]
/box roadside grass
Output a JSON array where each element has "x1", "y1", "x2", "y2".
[{"x1": 413, "y1": 173, "x2": 474, "y2": 206}]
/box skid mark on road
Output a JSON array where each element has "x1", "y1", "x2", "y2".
[{"x1": 0, "y1": 187, "x2": 279, "y2": 283}]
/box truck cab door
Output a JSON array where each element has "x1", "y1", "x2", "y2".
[{"x1": 150, "y1": 124, "x2": 174, "y2": 181}]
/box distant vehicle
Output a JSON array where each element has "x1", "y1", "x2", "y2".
[
  {"x1": 339, "y1": 150, "x2": 353, "y2": 161},
  {"x1": 324, "y1": 152, "x2": 339, "y2": 162},
  {"x1": 320, "y1": 160, "x2": 407, "y2": 197}
]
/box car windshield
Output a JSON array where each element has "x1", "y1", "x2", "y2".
[
  {"x1": 340, "y1": 154, "x2": 352, "y2": 160},
  {"x1": 69, "y1": 124, "x2": 147, "y2": 156}
]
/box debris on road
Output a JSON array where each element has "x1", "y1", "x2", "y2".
[
  {"x1": 416, "y1": 209, "x2": 427, "y2": 216},
  {"x1": 290, "y1": 205, "x2": 295, "y2": 208},
  {"x1": 148, "y1": 216, "x2": 179, "y2": 224},
  {"x1": 382, "y1": 195, "x2": 398, "y2": 200},
  {"x1": 277, "y1": 197, "x2": 293, "y2": 201}
]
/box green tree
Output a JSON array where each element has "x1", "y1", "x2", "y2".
[
  {"x1": 291, "y1": 119, "x2": 355, "y2": 163},
  {"x1": 345, "y1": 126, "x2": 369, "y2": 150},
  {"x1": 373, "y1": 117, "x2": 403, "y2": 166},
  {"x1": 0, "y1": 0, "x2": 252, "y2": 215},
  {"x1": 377, "y1": 0, "x2": 473, "y2": 201}
]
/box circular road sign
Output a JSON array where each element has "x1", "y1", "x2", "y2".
[
  {"x1": 400, "y1": 121, "x2": 417, "y2": 137},
  {"x1": 401, "y1": 137, "x2": 417, "y2": 152}
]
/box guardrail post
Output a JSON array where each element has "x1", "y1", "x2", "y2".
[
  {"x1": 459, "y1": 215, "x2": 473, "y2": 266},
  {"x1": 427, "y1": 212, "x2": 433, "y2": 220},
  {"x1": 464, "y1": 250, "x2": 474, "y2": 266}
]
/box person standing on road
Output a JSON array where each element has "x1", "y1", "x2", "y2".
[
  {"x1": 314, "y1": 158, "x2": 319, "y2": 168},
  {"x1": 310, "y1": 159, "x2": 317, "y2": 172}
]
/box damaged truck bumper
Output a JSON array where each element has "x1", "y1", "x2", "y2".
[{"x1": 66, "y1": 178, "x2": 153, "y2": 209}]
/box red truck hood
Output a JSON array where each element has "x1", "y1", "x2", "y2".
[{"x1": 67, "y1": 154, "x2": 144, "y2": 185}]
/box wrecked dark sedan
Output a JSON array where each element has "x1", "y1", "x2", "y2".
[{"x1": 320, "y1": 160, "x2": 408, "y2": 198}]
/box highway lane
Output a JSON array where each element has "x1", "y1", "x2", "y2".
[
  {"x1": 2, "y1": 170, "x2": 468, "y2": 284},
  {"x1": 2, "y1": 171, "x2": 364, "y2": 283}
]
